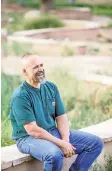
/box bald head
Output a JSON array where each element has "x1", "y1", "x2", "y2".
[
  {"x1": 21, "y1": 54, "x2": 43, "y2": 70},
  {"x1": 21, "y1": 53, "x2": 45, "y2": 84}
]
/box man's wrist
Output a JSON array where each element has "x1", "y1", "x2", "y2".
[
  {"x1": 62, "y1": 137, "x2": 69, "y2": 142},
  {"x1": 56, "y1": 139, "x2": 64, "y2": 147}
]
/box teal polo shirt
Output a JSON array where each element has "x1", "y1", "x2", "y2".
[{"x1": 10, "y1": 81, "x2": 66, "y2": 140}]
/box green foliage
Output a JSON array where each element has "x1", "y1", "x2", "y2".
[
  {"x1": 1, "y1": 73, "x2": 21, "y2": 121},
  {"x1": 90, "y1": 155, "x2": 112, "y2": 171},
  {"x1": 1, "y1": 73, "x2": 21, "y2": 146},
  {"x1": 7, "y1": 0, "x2": 112, "y2": 16},
  {"x1": 90, "y1": 162, "x2": 103, "y2": 171},
  {"x1": 2, "y1": 12, "x2": 64, "y2": 32},
  {"x1": 2, "y1": 42, "x2": 33, "y2": 56},
  {"x1": 104, "y1": 155, "x2": 112, "y2": 171},
  {"x1": 69, "y1": 100, "x2": 111, "y2": 130},
  {"x1": 19, "y1": 0, "x2": 40, "y2": 8},
  {"x1": 68, "y1": 88, "x2": 112, "y2": 129},
  {"x1": 107, "y1": 22, "x2": 112, "y2": 28},
  {"x1": 97, "y1": 89, "x2": 112, "y2": 115},
  {"x1": 24, "y1": 15, "x2": 64, "y2": 30},
  {"x1": 3, "y1": 12, "x2": 24, "y2": 34},
  {"x1": 55, "y1": 2, "x2": 112, "y2": 16},
  {"x1": 47, "y1": 68, "x2": 80, "y2": 111},
  {"x1": 61, "y1": 45, "x2": 75, "y2": 57},
  {"x1": 1, "y1": 120, "x2": 16, "y2": 147}
]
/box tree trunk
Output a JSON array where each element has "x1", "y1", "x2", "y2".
[{"x1": 40, "y1": 0, "x2": 55, "y2": 14}]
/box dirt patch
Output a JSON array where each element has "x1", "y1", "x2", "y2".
[
  {"x1": 1, "y1": 4, "x2": 31, "y2": 12},
  {"x1": 100, "y1": 28, "x2": 112, "y2": 41}
]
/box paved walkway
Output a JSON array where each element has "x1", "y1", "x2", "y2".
[{"x1": 2, "y1": 56, "x2": 112, "y2": 86}]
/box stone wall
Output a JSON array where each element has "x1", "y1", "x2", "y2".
[
  {"x1": 53, "y1": 8, "x2": 92, "y2": 20},
  {"x1": 27, "y1": 28, "x2": 99, "y2": 41}
]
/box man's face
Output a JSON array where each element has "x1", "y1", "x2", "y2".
[{"x1": 23, "y1": 56, "x2": 46, "y2": 84}]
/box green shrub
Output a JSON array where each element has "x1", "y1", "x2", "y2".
[
  {"x1": 107, "y1": 22, "x2": 112, "y2": 28},
  {"x1": 11, "y1": 42, "x2": 33, "y2": 56},
  {"x1": 2, "y1": 42, "x2": 33, "y2": 56},
  {"x1": 68, "y1": 100, "x2": 111, "y2": 130},
  {"x1": 90, "y1": 155, "x2": 112, "y2": 171},
  {"x1": 98, "y1": 89, "x2": 112, "y2": 115},
  {"x1": 104, "y1": 155, "x2": 112, "y2": 171},
  {"x1": 90, "y1": 162, "x2": 103, "y2": 171},
  {"x1": 61, "y1": 45, "x2": 75, "y2": 57},
  {"x1": 24, "y1": 15, "x2": 64, "y2": 30},
  {"x1": 1, "y1": 73, "x2": 21, "y2": 147},
  {"x1": 4, "y1": 12, "x2": 24, "y2": 33},
  {"x1": 68, "y1": 88, "x2": 112, "y2": 130},
  {"x1": 1, "y1": 73, "x2": 21, "y2": 121},
  {"x1": 1, "y1": 120, "x2": 16, "y2": 147}
]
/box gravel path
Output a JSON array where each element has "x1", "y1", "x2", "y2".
[{"x1": 2, "y1": 55, "x2": 112, "y2": 86}]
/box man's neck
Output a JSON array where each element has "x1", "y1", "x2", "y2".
[{"x1": 26, "y1": 79, "x2": 40, "y2": 89}]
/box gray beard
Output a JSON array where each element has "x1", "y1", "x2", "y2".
[
  {"x1": 35, "y1": 71, "x2": 46, "y2": 84},
  {"x1": 38, "y1": 77, "x2": 46, "y2": 84}
]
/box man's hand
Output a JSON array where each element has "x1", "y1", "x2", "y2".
[{"x1": 59, "y1": 140, "x2": 76, "y2": 158}]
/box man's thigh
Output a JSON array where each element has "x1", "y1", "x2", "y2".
[
  {"x1": 16, "y1": 135, "x2": 63, "y2": 161},
  {"x1": 69, "y1": 129, "x2": 99, "y2": 154}
]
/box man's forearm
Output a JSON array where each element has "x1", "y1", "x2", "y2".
[
  {"x1": 56, "y1": 114, "x2": 70, "y2": 142},
  {"x1": 29, "y1": 126, "x2": 63, "y2": 147}
]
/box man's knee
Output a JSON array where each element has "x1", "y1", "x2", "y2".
[
  {"x1": 89, "y1": 135, "x2": 104, "y2": 154},
  {"x1": 46, "y1": 148, "x2": 64, "y2": 163},
  {"x1": 85, "y1": 134, "x2": 104, "y2": 154},
  {"x1": 96, "y1": 136, "x2": 104, "y2": 153}
]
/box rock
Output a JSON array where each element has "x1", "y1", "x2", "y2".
[{"x1": 24, "y1": 10, "x2": 40, "y2": 20}]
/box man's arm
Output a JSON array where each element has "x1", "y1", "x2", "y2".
[
  {"x1": 24, "y1": 121, "x2": 63, "y2": 147},
  {"x1": 24, "y1": 121, "x2": 75, "y2": 158},
  {"x1": 56, "y1": 114, "x2": 70, "y2": 142}
]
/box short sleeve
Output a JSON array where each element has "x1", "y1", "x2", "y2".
[
  {"x1": 12, "y1": 96, "x2": 36, "y2": 126},
  {"x1": 55, "y1": 86, "x2": 66, "y2": 117}
]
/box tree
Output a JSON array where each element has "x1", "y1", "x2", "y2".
[{"x1": 40, "y1": 0, "x2": 55, "y2": 13}]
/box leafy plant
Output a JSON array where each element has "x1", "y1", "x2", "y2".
[
  {"x1": 61, "y1": 45, "x2": 75, "y2": 57},
  {"x1": 90, "y1": 155, "x2": 112, "y2": 171},
  {"x1": 24, "y1": 14, "x2": 64, "y2": 30},
  {"x1": 1, "y1": 42, "x2": 33, "y2": 56},
  {"x1": 104, "y1": 155, "x2": 112, "y2": 171},
  {"x1": 1, "y1": 73, "x2": 21, "y2": 146}
]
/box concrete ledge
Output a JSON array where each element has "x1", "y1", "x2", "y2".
[
  {"x1": 8, "y1": 35, "x2": 87, "y2": 55},
  {"x1": 1, "y1": 145, "x2": 77, "y2": 170},
  {"x1": 1, "y1": 119, "x2": 112, "y2": 170},
  {"x1": 1, "y1": 146, "x2": 33, "y2": 170},
  {"x1": 80, "y1": 119, "x2": 112, "y2": 143},
  {"x1": 13, "y1": 20, "x2": 100, "y2": 41},
  {"x1": 24, "y1": 8, "x2": 92, "y2": 21},
  {"x1": 53, "y1": 8, "x2": 92, "y2": 20},
  {"x1": 73, "y1": 73, "x2": 112, "y2": 86}
]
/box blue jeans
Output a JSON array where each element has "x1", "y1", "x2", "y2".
[{"x1": 16, "y1": 128, "x2": 104, "y2": 171}]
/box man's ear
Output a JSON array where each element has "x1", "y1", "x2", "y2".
[{"x1": 23, "y1": 69, "x2": 27, "y2": 75}]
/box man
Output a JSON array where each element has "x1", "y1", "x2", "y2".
[{"x1": 10, "y1": 53, "x2": 104, "y2": 171}]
